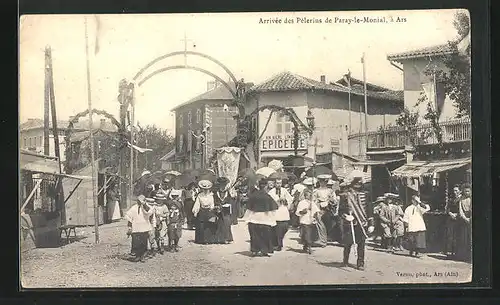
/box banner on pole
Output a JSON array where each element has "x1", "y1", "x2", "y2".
[{"x1": 216, "y1": 147, "x2": 241, "y2": 188}]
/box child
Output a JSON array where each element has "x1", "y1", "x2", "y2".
[
  {"x1": 167, "y1": 200, "x2": 184, "y2": 252},
  {"x1": 154, "y1": 193, "x2": 169, "y2": 254},
  {"x1": 145, "y1": 197, "x2": 158, "y2": 257},
  {"x1": 295, "y1": 187, "x2": 320, "y2": 254},
  {"x1": 403, "y1": 195, "x2": 430, "y2": 257},
  {"x1": 388, "y1": 194, "x2": 405, "y2": 252}
]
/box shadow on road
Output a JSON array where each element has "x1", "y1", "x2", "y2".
[
  {"x1": 427, "y1": 254, "x2": 464, "y2": 262},
  {"x1": 286, "y1": 247, "x2": 307, "y2": 254},
  {"x1": 316, "y1": 261, "x2": 353, "y2": 272},
  {"x1": 365, "y1": 240, "x2": 385, "y2": 249},
  {"x1": 234, "y1": 251, "x2": 254, "y2": 257},
  {"x1": 60, "y1": 236, "x2": 88, "y2": 246}
]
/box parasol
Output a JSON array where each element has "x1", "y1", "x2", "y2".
[
  {"x1": 305, "y1": 165, "x2": 337, "y2": 179},
  {"x1": 268, "y1": 171, "x2": 288, "y2": 180},
  {"x1": 165, "y1": 170, "x2": 181, "y2": 176},
  {"x1": 255, "y1": 166, "x2": 276, "y2": 177},
  {"x1": 268, "y1": 159, "x2": 284, "y2": 172}
]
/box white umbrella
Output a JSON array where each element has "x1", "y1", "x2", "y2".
[
  {"x1": 255, "y1": 167, "x2": 276, "y2": 177},
  {"x1": 165, "y1": 170, "x2": 181, "y2": 176}
]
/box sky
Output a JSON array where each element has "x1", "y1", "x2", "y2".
[{"x1": 19, "y1": 9, "x2": 465, "y2": 133}]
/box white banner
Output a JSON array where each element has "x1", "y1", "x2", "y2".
[{"x1": 216, "y1": 147, "x2": 241, "y2": 188}]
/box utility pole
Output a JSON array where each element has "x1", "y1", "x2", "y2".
[
  {"x1": 84, "y1": 17, "x2": 99, "y2": 243},
  {"x1": 129, "y1": 85, "x2": 135, "y2": 209},
  {"x1": 44, "y1": 48, "x2": 50, "y2": 155},
  {"x1": 362, "y1": 53, "x2": 368, "y2": 149}
]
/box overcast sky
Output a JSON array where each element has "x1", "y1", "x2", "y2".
[{"x1": 19, "y1": 9, "x2": 464, "y2": 132}]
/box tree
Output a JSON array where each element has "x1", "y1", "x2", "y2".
[
  {"x1": 134, "y1": 124, "x2": 175, "y2": 174},
  {"x1": 432, "y1": 10, "x2": 471, "y2": 118},
  {"x1": 395, "y1": 106, "x2": 433, "y2": 147}
]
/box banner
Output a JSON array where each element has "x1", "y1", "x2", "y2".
[{"x1": 216, "y1": 147, "x2": 241, "y2": 188}]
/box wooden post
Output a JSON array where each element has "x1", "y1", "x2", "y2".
[
  {"x1": 129, "y1": 86, "x2": 135, "y2": 208},
  {"x1": 84, "y1": 17, "x2": 99, "y2": 243},
  {"x1": 44, "y1": 48, "x2": 50, "y2": 155},
  {"x1": 362, "y1": 53, "x2": 368, "y2": 150}
]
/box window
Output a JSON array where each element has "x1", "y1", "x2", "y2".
[
  {"x1": 24, "y1": 138, "x2": 27, "y2": 147},
  {"x1": 179, "y1": 114, "x2": 184, "y2": 128},
  {"x1": 178, "y1": 134, "x2": 184, "y2": 152},
  {"x1": 39, "y1": 136, "x2": 42, "y2": 146},
  {"x1": 276, "y1": 113, "x2": 292, "y2": 135},
  {"x1": 29, "y1": 137, "x2": 32, "y2": 147},
  {"x1": 195, "y1": 130, "x2": 202, "y2": 151},
  {"x1": 187, "y1": 129, "x2": 192, "y2": 152},
  {"x1": 187, "y1": 111, "x2": 192, "y2": 126},
  {"x1": 196, "y1": 109, "x2": 202, "y2": 124}
]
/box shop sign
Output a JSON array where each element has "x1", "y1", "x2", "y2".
[{"x1": 261, "y1": 134, "x2": 307, "y2": 151}]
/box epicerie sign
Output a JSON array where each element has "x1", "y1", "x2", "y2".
[{"x1": 261, "y1": 134, "x2": 307, "y2": 151}]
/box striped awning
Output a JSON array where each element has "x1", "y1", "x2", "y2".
[{"x1": 391, "y1": 158, "x2": 471, "y2": 178}]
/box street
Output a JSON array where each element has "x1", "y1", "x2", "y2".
[{"x1": 21, "y1": 219, "x2": 472, "y2": 288}]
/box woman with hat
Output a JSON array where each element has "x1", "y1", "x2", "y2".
[
  {"x1": 402, "y1": 195, "x2": 430, "y2": 257},
  {"x1": 125, "y1": 195, "x2": 154, "y2": 262},
  {"x1": 313, "y1": 174, "x2": 337, "y2": 247},
  {"x1": 338, "y1": 173, "x2": 372, "y2": 270},
  {"x1": 192, "y1": 180, "x2": 217, "y2": 244},
  {"x1": 213, "y1": 177, "x2": 235, "y2": 244},
  {"x1": 245, "y1": 177, "x2": 279, "y2": 257},
  {"x1": 154, "y1": 193, "x2": 169, "y2": 254}
]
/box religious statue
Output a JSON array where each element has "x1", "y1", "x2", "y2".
[{"x1": 118, "y1": 79, "x2": 134, "y2": 130}]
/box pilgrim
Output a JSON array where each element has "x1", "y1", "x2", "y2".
[
  {"x1": 213, "y1": 177, "x2": 235, "y2": 244},
  {"x1": 125, "y1": 195, "x2": 154, "y2": 262},
  {"x1": 295, "y1": 178, "x2": 320, "y2": 254},
  {"x1": 402, "y1": 195, "x2": 430, "y2": 257},
  {"x1": 268, "y1": 178, "x2": 294, "y2": 251},
  {"x1": 192, "y1": 180, "x2": 217, "y2": 244},
  {"x1": 245, "y1": 178, "x2": 278, "y2": 257}
]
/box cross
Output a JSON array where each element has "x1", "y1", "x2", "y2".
[{"x1": 181, "y1": 32, "x2": 194, "y2": 67}]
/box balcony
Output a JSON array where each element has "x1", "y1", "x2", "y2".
[{"x1": 348, "y1": 118, "x2": 471, "y2": 152}]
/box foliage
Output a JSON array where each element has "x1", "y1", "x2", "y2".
[
  {"x1": 431, "y1": 11, "x2": 471, "y2": 118},
  {"x1": 394, "y1": 106, "x2": 433, "y2": 147},
  {"x1": 134, "y1": 123, "x2": 175, "y2": 174}
]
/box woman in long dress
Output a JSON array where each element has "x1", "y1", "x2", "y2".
[
  {"x1": 456, "y1": 183, "x2": 472, "y2": 262},
  {"x1": 192, "y1": 180, "x2": 217, "y2": 244},
  {"x1": 402, "y1": 195, "x2": 430, "y2": 257},
  {"x1": 183, "y1": 182, "x2": 197, "y2": 230},
  {"x1": 312, "y1": 176, "x2": 335, "y2": 247},
  {"x1": 213, "y1": 177, "x2": 234, "y2": 244}
]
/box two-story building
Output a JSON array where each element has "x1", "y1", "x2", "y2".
[
  {"x1": 19, "y1": 118, "x2": 118, "y2": 172},
  {"x1": 166, "y1": 80, "x2": 253, "y2": 172},
  {"x1": 245, "y1": 71, "x2": 404, "y2": 166}
]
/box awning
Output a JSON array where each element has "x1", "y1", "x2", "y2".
[
  {"x1": 160, "y1": 149, "x2": 176, "y2": 161},
  {"x1": 20, "y1": 150, "x2": 60, "y2": 175},
  {"x1": 353, "y1": 158, "x2": 406, "y2": 166},
  {"x1": 391, "y1": 158, "x2": 471, "y2": 178}
]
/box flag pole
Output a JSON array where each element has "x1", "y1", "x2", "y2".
[
  {"x1": 129, "y1": 86, "x2": 135, "y2": 205},
  {"x1": 84, "y1": 16, "x2": 99, "y2": 244},
  {"x1": 362, "y1": 53, "x2": 368, "y2": 151}
]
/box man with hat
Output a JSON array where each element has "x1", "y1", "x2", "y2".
[
  {"x1": 338, "y1": 173, "x2": 372, "y2": 270},
  {"x1": 387, "y1": 193, "x2": 405, "y2": 252},
  {"x1": 125, "y1": 195, "x2": 154, "y2": 262},
  {"x1": 167, "y1": 193, "x2": 185, "y2": 252},
  {"x1": 371, "y1": 195, "x2": 386, "y2": 242},
  {"x1": 378, "y1": 194, "x2": 394, "y2": 250},
  {"x1": 154, "y1": 193, "x2": 169, "y2": 254}
]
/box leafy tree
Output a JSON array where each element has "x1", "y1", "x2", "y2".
[
  {"x1": 134, "y1": 123, "x2": 175, "y2": 175},
  {"x1": 394, "y1": 106, "x2": 433, "y2": 147},
  {"x1": 432, "y1": 10, "x2": 471, "y2": 118}
]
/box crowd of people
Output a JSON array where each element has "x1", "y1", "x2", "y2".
[{"x1": 123, "y1": 168, "x2": 472, "y2": 269}]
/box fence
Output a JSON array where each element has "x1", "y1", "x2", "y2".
[{"x1": 348, "y1": 118, "x2": 471, "y2": 150}]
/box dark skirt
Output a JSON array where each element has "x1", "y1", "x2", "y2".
[
  {"x1": 131, "y1": 231, "x2": 149, "y2": 257},
  {"x1": 455, "y1": 221, "x2": 472, "y2": 262},
  {"x1": 272, "y1": 220, "x2": 289, "y2": 248},
  {"x1": 195, "y1": 208, "x2": 217, "y2": 244},
  {"x1": 231, "y1": 200, "x2": 239, "y2": 225},
  {"x1": 167, "y1": 223, "x2": 182, "y2": 240},
  {"x1": 248, "y1": 222, "x2": 273, "y2": 254},
  {"x1": 300, "y1": 224, "x2": 315, "y2": 246},
  {"x1": 215, "y1": 212, "x2": 233, "y2": 243},
  {"x1": 238, "y1": 199, "x2": 247, "y2": 218},
  {"x1": 184, "y1": 198, "x2": 195, "y2": 227},
  {"x1": 407, "y1": 230, "x2": 426, "y2": 251}
]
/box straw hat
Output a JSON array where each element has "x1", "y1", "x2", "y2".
[
  {"x1": 374, "y1": 196, "x2": 386, "y2": 203},
  {"x1": 302, "y1": 177, "x2": 318, "y2": 186},
  {"x1": 145, "y1": 197, "x2": 156, "y2": 205},
  {"x1": 137, "y1": 194, "x2": 146, "y2": 204},
  {"x1": 317, "y1": 174, "x2": 332, "y2": 180},
  {"x1": 154, "y1": 193, "x2": 167, "y2": 201},
  {"x1": 198, "y1": 179, "x2": 213, "y2": 189}
]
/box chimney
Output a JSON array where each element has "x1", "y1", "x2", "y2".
[
  {"x1": 100, "y1": 118, "x2": 106, "y2": 129},
  {"x1": 320, "y1": 75, "x2": 326, "y2": 84}
]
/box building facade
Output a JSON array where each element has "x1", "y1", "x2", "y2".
[
  {"x1": 20, "y1": 118, "x2": 118, "y2": 169},
  {"x1": 245, "y1": 71, "x2": 404, "y2": 163},
  {"x1": 169, "y1": 81, "x2": 253, "y2": 172}
]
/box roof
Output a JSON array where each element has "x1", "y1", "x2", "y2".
[
  {"x1": 249, "y1": 71, "x2": 403, "y2": 103},
  {"x1": 352, "y1": 158, "x2": 406, "y2": 166},
  {"x1": 20, "y1": 118, "x2": 118, "y2": 133},
  {"x1": 391, "y1": 158, "x2": 470, "y2": 178},
  {"x1": 160, "y1": 149, "x2": 176, "y2": 161},
  {"x1": 171, "y1": 82, "x2": 254, "y2": 112},
  {"x1": 69, "y1": 128, "x2": 116, "y2": 143},
  {"x1": 20, "y1": 150, "x2": 60, "y2": 174},
  {"x1": 335, "y1": 76, "x2": 390, "y2": 92},
  {"x1": 387, "y1": 43, "x2": 456, "y2": 62}
]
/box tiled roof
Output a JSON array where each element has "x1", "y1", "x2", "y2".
[
  {"x1": 249, "y1": 71, "x2": 403, "y2": 103},
  {"x1": 69, "y1": 129, "x2": 116, "y2": 143},
  {"x1": 387, "y1": 43, "x2": 456, "y2": 61},
  {"x1": 335, "y1": 76, "x2": 390, "y2": 92},
  {"x1": 20, "y1": 118, "x2": 118, "y2": 132},
  {"x1": 171, "y1": 82, "x2": 254, "y2": 112}
]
